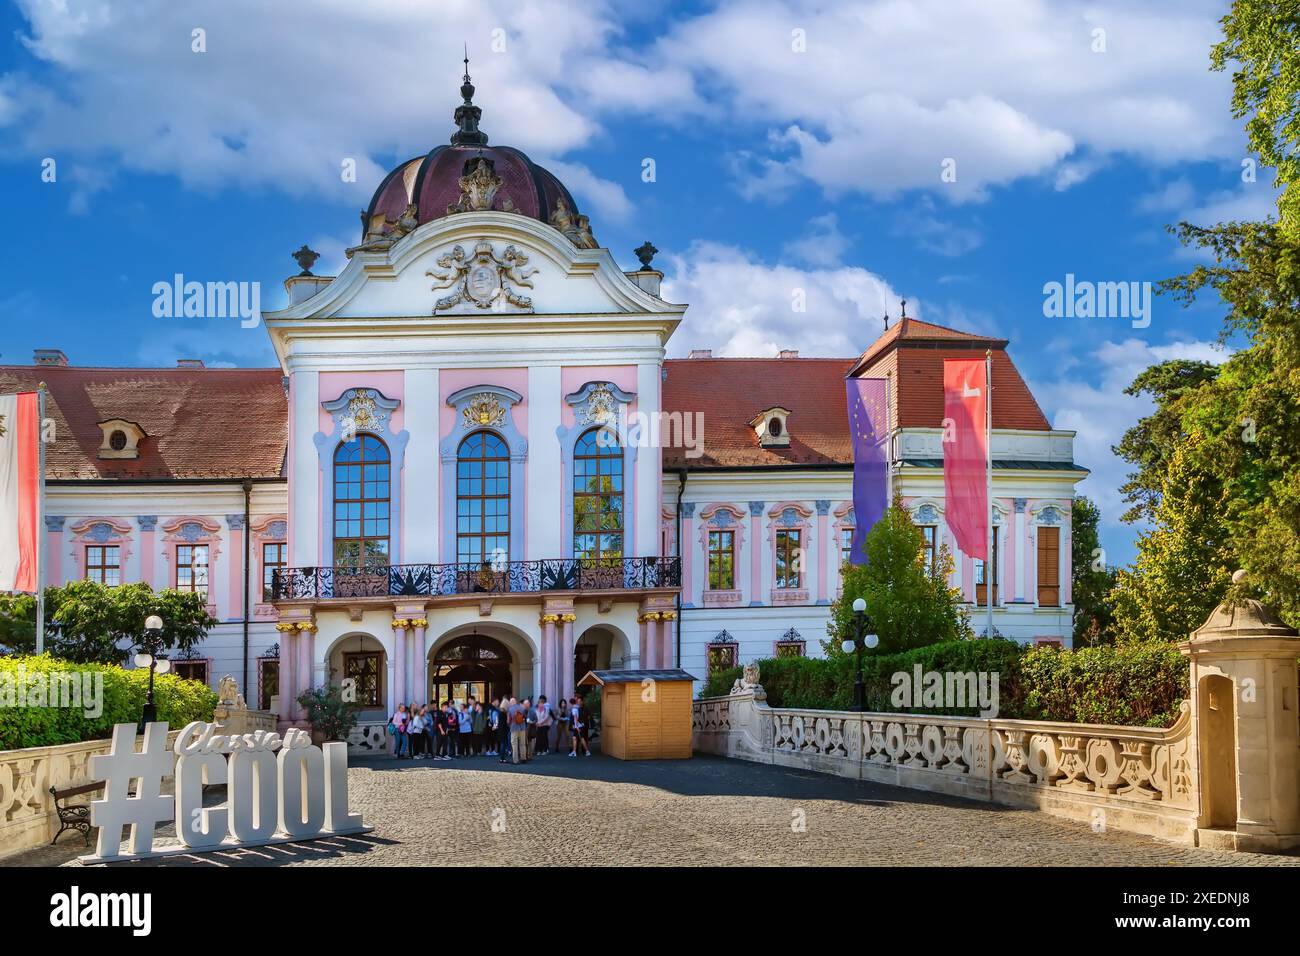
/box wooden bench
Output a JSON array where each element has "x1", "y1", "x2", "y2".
[{"x1": 48, "y1": 781, "x2": 102, "y2": 847}]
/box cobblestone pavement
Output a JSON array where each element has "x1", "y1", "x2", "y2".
[{"x1": 7, "y1": 749, "x2": 1300, "y2": 867}]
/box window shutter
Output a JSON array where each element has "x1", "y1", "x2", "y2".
[{"x1": 1037, "y1": 527, "x2": 1060, "y2": 606}]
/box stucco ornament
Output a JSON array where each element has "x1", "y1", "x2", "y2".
[
  {"x1": 579, "y1": 383, "x2": 618, "y2": 427},
  {"x1": 462, "y1": 392, "x2": 506, "y2": 429},
  {"x1": 346, "y1": 389, "x2": 386, "y2": 432},
  {"x1": 447, "y1": 156, "x2": 503, "y2": 214},
  {"x1": 428, "y1": 240, "x2": 537, "y2": 312}
]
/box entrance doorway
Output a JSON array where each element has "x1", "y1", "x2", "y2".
[
  {"x1": 429, "y1": 633, "x2": 513, "y2": 705},
  {"x1": 1198, "y1": 674, "x2": 1238, "y2": 830}
]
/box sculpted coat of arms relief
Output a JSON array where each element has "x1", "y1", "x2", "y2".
[{"x1": 427, "y1": 240, "x2": 538, "y2": 312}]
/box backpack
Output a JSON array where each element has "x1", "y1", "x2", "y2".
[{"x1": 513, "y1": 709, "x2": 526, "y2": 725}]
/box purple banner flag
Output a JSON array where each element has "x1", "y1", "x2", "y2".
[{"x1": 846, "y1": 377, "x2": 889, "y2": 565}]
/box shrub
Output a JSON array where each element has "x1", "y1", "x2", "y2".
[
  {"x1": 699, "y1": 640, "x2": 1190, "y2": 727},
  {"x1": 296, "y1": 684, "x2": 359, "y2": 742},
  {"x1": 1018, "y1": 643, "x2": 1189, "y2": 727},
  {"x1": 0, "y1": 654, "x2": 218, "y2": 750}
]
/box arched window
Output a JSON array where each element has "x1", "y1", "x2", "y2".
[
  {"x1": 334, "y1": 434, "x2": 390, "y2": 568},
  {"x1": 573, "y1": 427, "x2": 623, "y2": 563},
  {"x1": 457, "y1": 431, "x2": 510, "y2": 564}
]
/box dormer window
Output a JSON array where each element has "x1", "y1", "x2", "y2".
[
  {"x1": 97, "y1": 419, "x2": 146, "y2": 460},
  {"x1": 750, "y1": 406, "x2": 792, "y2": 448}
]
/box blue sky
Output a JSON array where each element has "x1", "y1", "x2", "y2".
[{"x1": 0, "y1": 0, "x2": 1276, "y2": 567}]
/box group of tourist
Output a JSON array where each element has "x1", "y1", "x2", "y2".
[{"x1": 387, "y1": 694, "x2": 593, "y2": 763}]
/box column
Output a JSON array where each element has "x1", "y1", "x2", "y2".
[
  {"x1": 527, "y1": 366, "x2": 563, "y2": 560},
  {"x1": 289, "y1": 370, "x2": 320, "y2": 566},
  {"x1": 748, "y1": 501, "x2": 764, "y2": 606},
  {"x1": 277, "y1": 625, "x2": 296, "y2": 724},
  {"x1": 412, "y1": 618, "x2": 428, "y2": 704},
  {"x1": 561, "y1": 614, "x2": 576, "y2": 702},
  {"x1": 1062, "y1": 517, "x2": 1074, "y2": 605},
  {"x1": 659, "y1": 611, "x2": 675, "y2": 668},
  {"x1": 226, "y1": 514, "x2": 245, "y2": 621},
  {"x1": 1012, "y1": 499, "x2": 1027, "y2": 601},
  {"x1": 296, "y1": 623, "x2": 315, "y2": 721},
  {"x1": 392, "y1": 619, "x2": 408, "y2": 708},
  {"x1": 136, "y1": 515, "x2": 156, "y2": 588},
  {"x1": 680, "y1": 502, "x2": 695, "y2": 607},
  {"x1": 634, "y1": 363, "x2": 662, "y2": 557},
  {"x1": 540, "y1": 615, "x2": 557, "y2": 699},
  {"x1": 815, "y1": 500, "x2": 830, "y2": 604},
  {"x1": 645, "y1": 613, "x2": 660, "y2": 669},
  {"x1": 45, "y1": 516, "x2": 65, "y2": 587},
  {"x1": 403, "y1": 369, "x2": 440, "y2": 564},
  {"x1": 638, "y1": 616, "x2": 648, "y2": 669}
]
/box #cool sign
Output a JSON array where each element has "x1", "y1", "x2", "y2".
[{"x1": 84, "y1": 721, "x2": 370, "y2": 862}]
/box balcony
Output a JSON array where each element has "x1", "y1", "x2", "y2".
[{"x1": 270, "y1": 556, "x2": 681, "y2": 602}]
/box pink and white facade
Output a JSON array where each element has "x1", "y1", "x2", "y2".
[{"x1": 2, "y1": 80, "x2": 1085, "y2": 737}]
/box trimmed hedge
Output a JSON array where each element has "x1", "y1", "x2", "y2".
[
  {"x1": 702, "y1": 640, "x2": 1188, "y2": 727},
  {"x1": 0, "y1": 654, "x2": 218, "y2": 750}
]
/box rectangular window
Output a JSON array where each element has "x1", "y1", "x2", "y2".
[
  {"x1": 1037, "y1": 526, "x2": 1060, "y2": 606},
  {"x1": 257, "y1": 657, "x2": 279, "y2": 712},
  {"x1": 262, "y1": 541, "x2": 287, "y2": 601},
  {"x1": 343, "y1": 651, "x2": 382, "y2": 707},
  {"x1": 975, "y1": 535, "x2": 999, "y2": 605},
  {"x1": 172, "y1": 660, "x2": 208, "y2": 685},
  {"x1": 919, "y1": 525, "x2": 937, "y2": 574},
  {"x1": 85, "y1": 545, "x2": 121, "y2": 586},
  {"x1": 707, "y1": 642, "x2": 738, "y2": 677},
  {"x1": 775, "y1": 639, "x2": 806, "y2": 658},
  {"x1": 707, "y1": 530, "x2": 735, "y2": 590},
  {"x1": 176, "y1": 545, "x2": 210, "y2": 601},
  {"x1": 775, "y1": 529, "x2": 802, "y2": 589},
  {"x1": 840, "y1": 527, "x2": 855, "y2": 566}
]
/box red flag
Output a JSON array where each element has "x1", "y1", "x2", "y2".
[
  {"x1": 0, "y1": 392, "x2": 40, "y2": 593},
  {"x1": 942, "y1": 359, "x2": 987, "y2": 561}
]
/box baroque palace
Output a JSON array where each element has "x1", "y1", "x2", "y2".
[{"x1": 0, "y1": 75, "x2": 1085, "y2": 740}]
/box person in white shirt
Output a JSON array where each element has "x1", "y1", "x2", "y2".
[{"x1": 408, "y1": 708, "x2": 427, "y2": 759}]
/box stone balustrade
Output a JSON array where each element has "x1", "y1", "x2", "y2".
[{"x1": 694, "y1": 691, "x2": 1200, "y2": 844}]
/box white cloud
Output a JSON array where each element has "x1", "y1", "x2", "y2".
[
  {"x1": 660, "y1": 240, "x2": 901, "y2": 357},
  {"x1": 782, "y1": 213, "x2": 851, "y2": 265},
  {"x1": 1, "y1": 0, "x2": 1244, "y2": 214}
]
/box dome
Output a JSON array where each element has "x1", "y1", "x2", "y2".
[
  {"x1": 356, "y1": 62, "x2": 596, "y2": 253},
  {"x1": 1189, "y1": 571, "x2": 1298, "y2": 642}
]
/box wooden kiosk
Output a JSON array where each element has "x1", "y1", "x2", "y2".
[{"x1": 578, "y1": 669, "x2": 697, "y2": 760}]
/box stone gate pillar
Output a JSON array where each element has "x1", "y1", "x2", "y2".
[{"x1": 1180, "y1": 571, "x2": 1300, "y2": 853}]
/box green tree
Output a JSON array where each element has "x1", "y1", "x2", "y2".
[
  {"x1": 0, "y1": 581, "x2": 217, "y2": 664},
  {"x1": 824, "y1": 500, "x2": 970, "y2": 655},
  {"x1": 1213, "y1": 0, "x2": 1300, "y2": 246},
  {"x1": 1070, "y1": 497, "x2": 1117, "y2": 645}
]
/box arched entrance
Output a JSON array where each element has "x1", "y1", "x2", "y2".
[
  {"x1": 1199, "y1": 674, "x2": 1238, "y2": 830},
  {"x1": 574, "y1": 625, "x2": 632, "y2": 686},
  {"x1": 324, "y1": 632, "x2": 388, "y2": 720},
  {"x1": 429, "y1": 633, "x2": 514, "y2": 706}
]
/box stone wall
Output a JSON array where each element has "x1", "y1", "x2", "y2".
[
  {"x1": 0, "y1": 730, "x2": 180, "y2": 860},
  {"x1": 694, "y1": 690, "x2": 1201, "y2": 845}
]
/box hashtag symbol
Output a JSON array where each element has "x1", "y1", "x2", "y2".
[{"x1": 88, "y1": 722, "x2": 175, "y2": 859}]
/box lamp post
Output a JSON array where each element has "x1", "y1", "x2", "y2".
[
  {"x1": 840, "y1": 597, "x2": 879, "y2": 712},
  {"x1": 136, "y1": 614, "x2": 170, "y2": 731}
]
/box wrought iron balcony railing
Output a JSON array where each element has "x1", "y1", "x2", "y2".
[{"x1": 270, "y1": 556, "x2": 681, "y2": 602}]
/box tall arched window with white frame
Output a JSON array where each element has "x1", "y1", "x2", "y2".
[
  {"x1": 457, "y1": 431, "x2": 511, "y2": 565},
  {"x1": 333, "y1": 434, "x2": 391, "y2": 568},
  {"x1": 573, "y1": 427, "x2": 623, "y2": 564}
]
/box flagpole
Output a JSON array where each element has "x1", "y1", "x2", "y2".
[
  {"x1": 31, "y1": 383, "x2": 47, "y2": 654},
  {"x1": 985, "y1": 351, "x2": 993, "y2": 640}
]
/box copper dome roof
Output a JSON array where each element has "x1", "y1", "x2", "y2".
[{"x1": 358, "y1": 63, "x2": 595, "y2": 251}]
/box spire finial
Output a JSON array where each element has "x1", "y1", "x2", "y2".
[
  {"x1": 451, "y1": 48, "x2": 489, "y2": 147},
  {"x1": 883, "y1": 309, "x2": 890, "y2": 330},
  {"x1": 899, "y1": 297, "x2": 907, "y2": 318}
]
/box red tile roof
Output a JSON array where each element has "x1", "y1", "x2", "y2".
[
  {"x1": 663, "y1": 319, "x2": 1052, "y2": 469},
  {"x1": 663, "y1": 357, "x2": 856, "y2": 468},
  {"x1": 0, "y1": 366, "x2": 287, "y2": 480}
]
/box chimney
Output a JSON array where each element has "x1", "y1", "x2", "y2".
[
  {"x1": 778, "y1": 349, "x2": 799, "y2": 359},
  {"x1": 687, "y1": 349, "x2": 713, "y2": 359},
  {"x1": 33, "y1": 349, "x2": 69, "y2": 367},
  {"x1": 176, "y1": 359, "x2": 206, "y2": 369}
]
